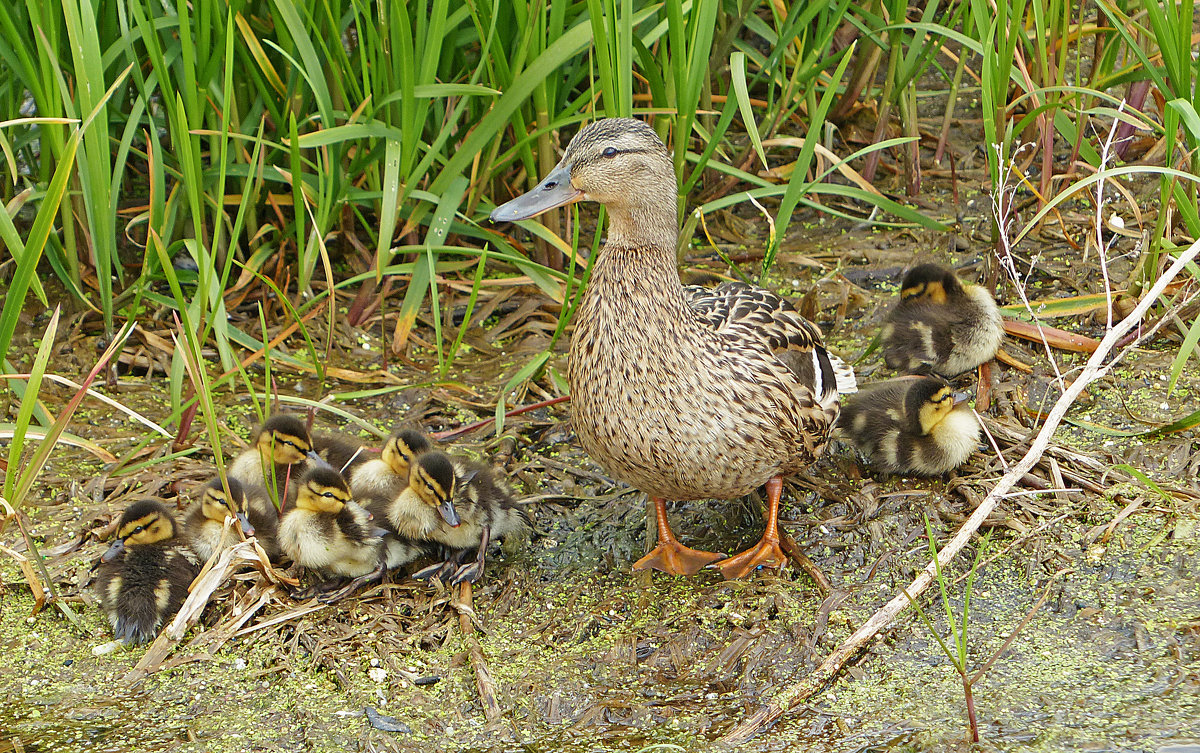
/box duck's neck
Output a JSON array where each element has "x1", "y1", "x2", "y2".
[
  {"x1": 604, "y1": 198, "x2": 678, "y2": 253},
  {"x1": 591, "y1": 199, "x2": 683, "y2": 289}
]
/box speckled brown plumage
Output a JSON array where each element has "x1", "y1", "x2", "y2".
[{"x1": 491, "y1": 117, "x2": 854, "y2": 578}]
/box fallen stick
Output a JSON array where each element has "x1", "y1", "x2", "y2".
[
  {"x1": 720, "y1": 237, "x2": 1200, "y2": 746},
  {"x1": 455, "y1": 581, "x2": 502, "y2": 724}
]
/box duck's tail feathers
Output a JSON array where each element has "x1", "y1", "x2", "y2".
[{"x1": 828, "y1": 353, "x2": 858, "y2": 395}]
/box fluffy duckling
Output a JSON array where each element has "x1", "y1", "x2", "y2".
[
  {"x1": 389, "y1": 451, "x2": 530, "y2": 585},
  {"x1": 278, "y1": 466, "x2": 386, "y2": 594},
  {"x1": 881, "y1": 263, "x2": 1004, "y2": 377},
  {"x1": 228, "y1": 415, "x2": 322, "y2": 511},
  {"x1": 95, "y1": 500, "x2": 201, "y2": 645},
  {"x1": 348, "y1": 428, "x2": 435, "y2": 571},
  {"x1": 318, "y1": 430, "x2": 438, "y2": 602},
  {"x1": 836, "y1": 376, "x2": 980, "y2": 476},
  {"x1": 184, "y1": 477, "x2": 281, "y2": 563},
  {"x1": 349, "y1": 428, "x2": 432, "y2": 503}
]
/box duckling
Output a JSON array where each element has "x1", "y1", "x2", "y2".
[
  {"x1": 95, "y1": 500, "x2": 201, "y2": 645},
  {"x1": 836, "y1": 376, "x2": 980, "y2": 476},
  {"x1": 317, "y1": 430, "x2": 438, "y2": 602},
  {"x1": 228, "y1": 414, "x2": 371, "y2": 511},
  {"x1": 389, "y1": 451, "x2": 530, "y2": 585},
  {"x1": 349, "y1": 428, "x2": 436, "y2": 572},
  {"x1": 278, "y1": 466, "x2": 387, "y2": 595},
  {"x1": 348, "y1": 428, "x2": 432, "y2": 503},
  {"x1": 184, "y1": 477, "x2": 282, "y2": 563},
  {"x1": 228, "y1": 415, "x2": 322, "y2": 512},
  {"x1": 880, "y1": 263, "x2": 1004, "y2": 377}
]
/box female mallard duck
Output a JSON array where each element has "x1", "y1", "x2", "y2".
[
  {"x1": 278, "y1": 466, "x2": 386, "y2": 595},
  {"x1": 95, "y1": 500, "x2": 201, "y2": 645},
  {"x1": 491, "y1": 117, "x2": 854, "y2": 579},
  {"x1": 228, "y1": 415, "x2": 369, "y2": 512},
  {"x1": 836, "y1": 376, "x2": 980, "y2": 475},
  {"x1": 184, "y1": 477, "x2": 282, "y2": 563},
  {"x1": 880, "y1": 263, "x2": 1004, "y2": 377},
  {"x1": 388, "y1": 451, "x2": 530, "y2": 585}
]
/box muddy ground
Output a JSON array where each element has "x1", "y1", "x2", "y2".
[{"x1": 3, "y1": 141, "x2": 1200, "y2": 753}]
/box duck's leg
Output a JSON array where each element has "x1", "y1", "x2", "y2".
[
  {"x1": 450, "y1": 525, "x2": 490, "y2": 585},
  {"x1": 318, "y1": 562, "x2": 387, "y2": 604},
  {"x1": 633, "y1": 497, "x2": 724, "y2": 576},
  {"x1": 714, "y1": 476, "x2": 788, "y2": 579},
  {"x1": 413, "y1": 549, "x2": 467, "y2": 582}
]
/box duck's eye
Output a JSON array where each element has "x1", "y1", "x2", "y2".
[{"x1": 602, "y1": 146, "x2": 618, "y2": 158}]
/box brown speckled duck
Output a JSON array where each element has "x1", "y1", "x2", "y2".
[
  {"x1": 491, "y1": 117, "x2": 855, "y2": 579},
  {"x1": 837, "y1": 376, "x2": 980, "y2": 475},
  {"x1": 95, "y1": 500, "x2": 201, "y2": 645},
  {"x1": 880, "y1": 263, "x2": 1004, "y2": 377}
]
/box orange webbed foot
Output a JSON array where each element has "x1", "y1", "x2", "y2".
[
  {"x1": 713, "y1": 538, "x2": 788, "y2": 580},
  {"x1": 633, "y1": 541, "x2": 724, "y2": 576}
]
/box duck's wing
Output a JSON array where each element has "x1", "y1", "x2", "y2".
[{"x1": 684, "y1": 282, "x2": 856, "y2": 402}]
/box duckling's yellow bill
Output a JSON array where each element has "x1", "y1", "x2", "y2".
[{"x1": 489, "y1": 164, "x2": 582, "y2": 222}]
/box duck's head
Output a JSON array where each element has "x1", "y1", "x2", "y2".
[
  {"x1": 295, "y1": 467, "x2": 353, "y2": 515},
  {"x1": 381, "y1": 428, "x2": 432, "y2": 477},
  {"x1": 489, "y1": 118, "x2": 675, "y2": 224},
  {"x1": 906, "y1": 377, "x2": 972, "y2": 435},
  {"x1": 102, "y1": 500, "x2": 178, "y2": 562},
  {"x1": 408, "y1": 452, "x2": 463, "y2": 528},
  {"x1": 198, "y1": 477, "x2": 254, "y2": 535},
  {"x1": 899, "y1": 264, "x2": 967, "y2": 304},
  {"x1": 255, "y1": 415, "x2": 321, "y2": 465}
]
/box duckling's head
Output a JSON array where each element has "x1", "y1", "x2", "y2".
[
  {"x1": 408, "y1": 452, "x2": 462, "y2": 528},
  {"x1": 906, "y1": 377, "x2": 971, "y2": 435},
  {"x1": 899, "y1": 264, "x2": 966, "y2": 304},
  {"x1": 490, "y1": 118, "x2": 675, "y2": 224},
  {"x1": 381, "y1": 428, "x2": 432, "y2": 477},
  {"x1": 255, "y1": 415, "x2": 319, "y2": 465},
  {"x1": 295, "y1": 467, "x2": 353, "y2": 515},
  {"x1": 102, "y1": 500, "x2": 178, "y2": 562},
  {"x1": 198, "y1": 477, "x2": 254, "y2": 535}
]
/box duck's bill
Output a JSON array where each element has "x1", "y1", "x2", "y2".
[
  {"x1": 306, "y1": 450, "x2": 333, "y2": 468},
  {"x1": 437, "y1": 499, "x2": 462, "y2": 528},
  {"x1": 236, "y1": 512, "x2": 255, "y2": 537},
  {"x1": 952, "y1": 391, "x2": 973, "y2": 407},
  {"x1": 489, "y1": 164, "x2": 582, "y2": 222},
  {"x1": 101, "y1": 538, "x2": 126, "y2": 563}
]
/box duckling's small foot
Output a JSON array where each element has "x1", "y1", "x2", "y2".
[
  {"x1": 318, "y1": 565, "x2": 386, "y2": 604},
  {"x1": 412, "y1": 559, "x2": 457, "y2": 582},
  {"x1": 633, "y1": 542, "x2": 723, "y2": 576},
  {"x1": 450, "y1": 561, "x2": 483, "y2": 585},
  {"x1": 713, "y1": 538, "x2": 787, "y2": 579}
]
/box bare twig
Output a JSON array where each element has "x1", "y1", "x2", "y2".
[
  {"x1": 719, "y1": 237, "x2": 1200, "y2": 746},
  {"x1": 455, "y1": 581, "x2": 502, "y2": 725}
]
